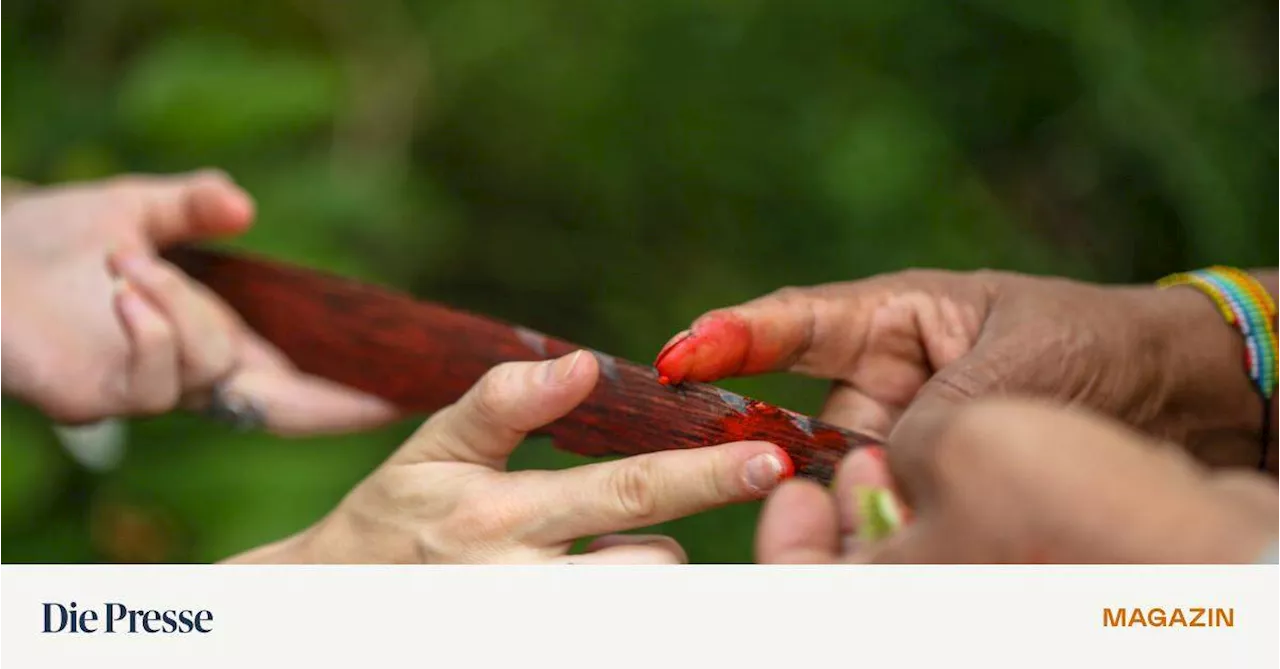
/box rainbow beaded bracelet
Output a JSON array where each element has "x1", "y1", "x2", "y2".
[{"x1": 1157, "y1": 267, "x2": 1277, "y2": 468}]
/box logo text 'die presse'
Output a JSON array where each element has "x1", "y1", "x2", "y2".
[{"x1": 43, "y1": 602, "x2": 213, "y2": 634}]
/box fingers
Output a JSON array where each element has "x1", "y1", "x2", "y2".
[
  {"x1": 754, "y1": 448, "x2": 927, "y2": 564},
  {"x1": 527, "y1": 440, "x2": 793, "y2": 544},
  {"x1": 124, "y1": 169, "x2": 256, "y2": 247},
  {"x1": 654, "y1": 285, "x2": 846, "y2": 385},
  {"x1": 832, "y1": 446, "x2": 900, "y2": 551},
  {"x1": 109, "y1": 251, "x2": 237, "y2": 393},
  {"x1": 556, "y1": 535, "x2": 688, "y2": 564},
  {"x1": 654, "y1": 273, "x2": 989, "y2": 443},
  {"x1": 214, "y1": 367, "x2": 400, "y2": 436},
  {"x1": 755, "y1": 478, "x2": 841, "y2": 563},
  {"x1": 113, "y1": 282, "x2": 180, "y2": 414},
  {"x1": 403, "y1": 352, "x2": 599, "y2": 467},
  {"x1": 653, "y1": 275, "x2": 964, "y2": 384},
  {"x1": 818, "y1": 383, "x2": 901, "y2": 441}
]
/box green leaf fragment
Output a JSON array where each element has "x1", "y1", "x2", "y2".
[{"x1": 855, "y1": 486, "x2": 903, "y2": 542}]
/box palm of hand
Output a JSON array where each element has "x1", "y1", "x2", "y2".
[{"x1": 2, "y1": 181, "x2": 187, "y2": 422}]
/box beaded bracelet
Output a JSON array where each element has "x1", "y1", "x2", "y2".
[{"x1": 1157, "y1": 266, "x2": 1277, "y2": 469}]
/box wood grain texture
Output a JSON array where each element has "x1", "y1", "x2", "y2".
[{"x1": 166, "y1": 247, "x2": 879, "y2": 483}]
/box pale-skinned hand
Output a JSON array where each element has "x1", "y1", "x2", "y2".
[
  {"x1": 227, "y1": 352, "x2": 794, "y2": 564},
  {"x1": 1, "y1": 172, "x2": 398, "y2": 434}
]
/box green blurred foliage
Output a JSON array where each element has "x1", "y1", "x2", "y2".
[{"x1": 2, "y1": 0, "x2": 1275, "y2": 563}]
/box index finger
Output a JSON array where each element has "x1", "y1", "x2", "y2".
[
  {"x1": 653, "y1": 271, "x2": 983, "y2": 386},
  {"x1": 521, "y1": 440, "x2": 794, "y2": 544}
]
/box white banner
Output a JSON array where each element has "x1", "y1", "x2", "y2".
[{"x1": 2, "y1": 565, "x2": 1276, "y2": 669}]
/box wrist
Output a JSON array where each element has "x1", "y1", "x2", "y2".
[
  {"x1": 236, "y1": 504, "x2": 409, "y2": 564},
  {"x1": 220, "y1": 526, "x2": 322, "y2": 564},
  {"x1": 1140, "y1": 283, "x2": 1266, "y2": 467}
]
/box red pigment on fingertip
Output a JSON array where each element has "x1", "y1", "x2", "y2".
[
  {"x1": 653, "y1": 313, "x2": 753, "y2": 384},
  {"x1": 775, "y1": 447, "x2": 796, "y2": 480},
  {"x1": 655, "y1": 329, "x2": 692, "y2": 362}
]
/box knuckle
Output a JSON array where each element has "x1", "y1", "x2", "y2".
[
  {"x1": 890, "y1": 268, "x2": 942, "y2": 284},
  {"x1": 890, "y1": 267, "x2": 966, "y2": 287},
  {"x1": 607, "y1": 461, "x2": 660, "y2": 520},
  {"x1": 472, "y1": 363, "x2": 525, "y2": 424},
  {"x1": 764, "y1": 285, "x2": 810, "y2": 305},
  {"x1": 134, "y1": 385, "x2": 179, "y2": 415},
  {"x1": 892, "y1": 268, "x2": 932, "y2": 283},
  {"x1": 184, "y1": 345, "x2": 235, "y2": 388},
  {"x1": 700, "y1": 451, "x2": 738, "y2": 501},
  {"x1": 131, "y1": 314, "x2": 173, "y2": 350},
  {"x1": 930, "y1": 366, "x2": 984, "y2": 402},
  {"x1": 969, "y1": 268, "x2": 1005, "y2": 283},
  {"x1": 48, "y1": 381, "x2": 111, "y2": 425}
]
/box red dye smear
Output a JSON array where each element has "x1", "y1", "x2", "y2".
[
  {"x1": 775, "y1": 444, "x2": 797, "y2": 480},
  {"x1": 863, "y1": 445, "x2": 888, "y2": 465},
  {"x1": 654, "y1": 313, "x2": 756, "y2": 384},
  {"x1": 716, "y1": 398, "x2": 852, "y2": 480}
]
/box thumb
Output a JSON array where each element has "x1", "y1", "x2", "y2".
[
  {"x1": 884, "y1": 339, "x2": 1010, "y2": 504},
  {"x1": 136, "y1": 169, "x2": 256, "y2": 247},
  {"x1": 400, "y1": 351, "x2": 599, "y2": 468}
]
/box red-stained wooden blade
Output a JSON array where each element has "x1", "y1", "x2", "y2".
[{"x1": 165, "y1": 246, "x2": 878, "y2": 483}]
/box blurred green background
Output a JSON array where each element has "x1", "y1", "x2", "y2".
[{"x1": 2, "y1": 0, "x2": 1276, "y2": 563}]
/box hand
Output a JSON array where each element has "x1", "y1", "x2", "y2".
[
  {"x1": 755, "y1": 399, "x2": 1278, "y2": 564},
  {"x1": 227, "y1": 352, "x2": 793, "y2": 564},
  {"x1": 1, "y1": 172, "x2": 397, "y2": 434},
  {"x1": 653, "y1": 270, "x2": 1272, "y2": 468}
]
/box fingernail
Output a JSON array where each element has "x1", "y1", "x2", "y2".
[
  {"x1": 854, "y1": 485, "x2": 904, "y2": 541},
  {"x1": 743, "y1": 453, "x2": 785, "y2": 493},
  {"x1": 543, "y1": 350, "x2": 584, "y2": 384}
]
